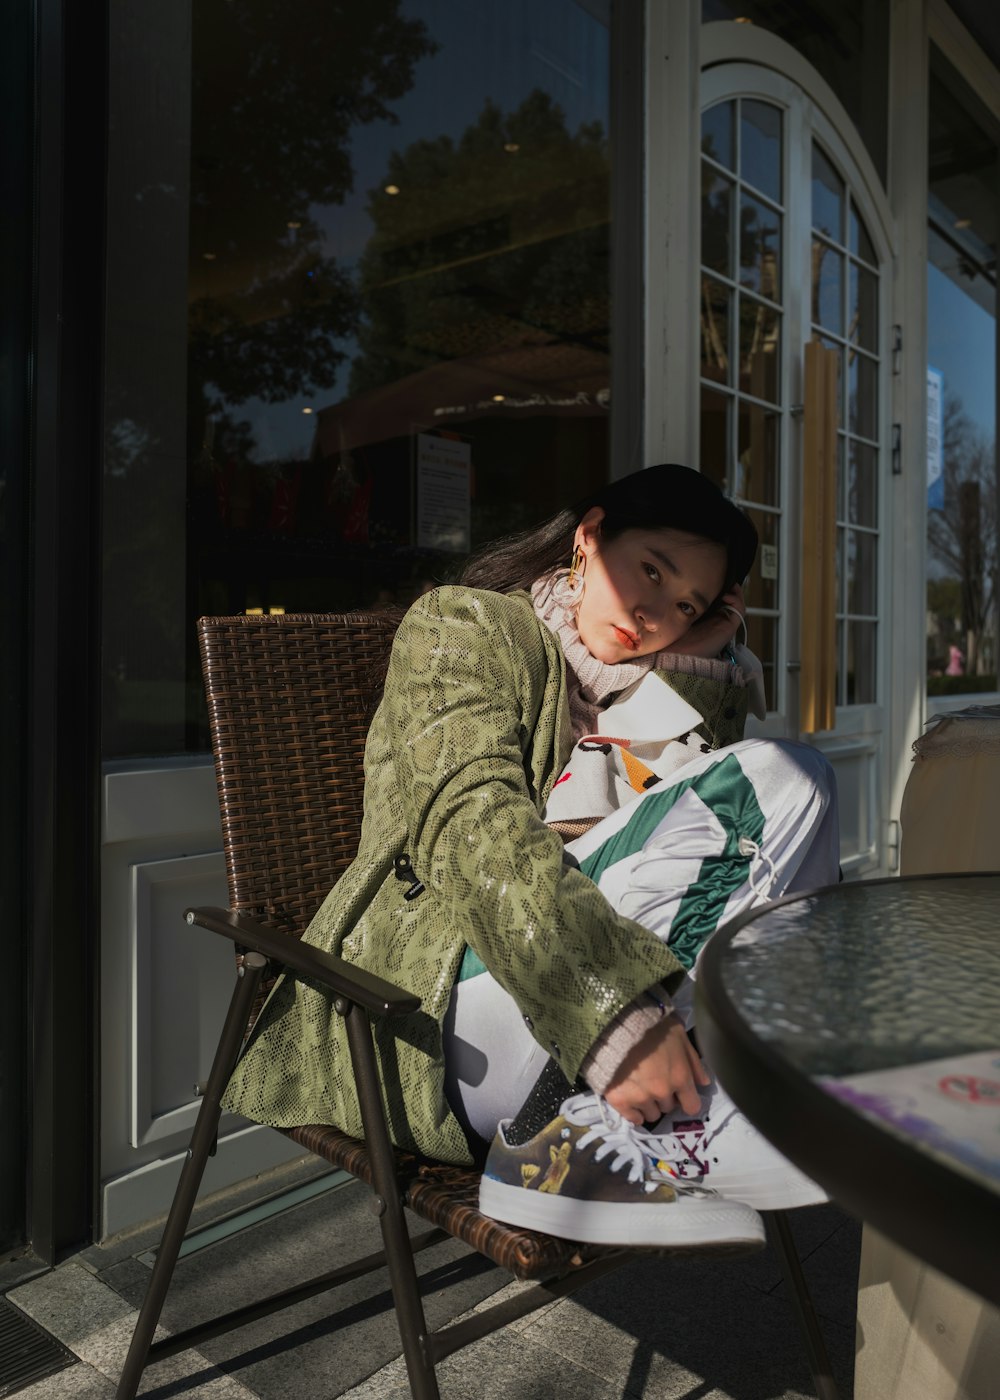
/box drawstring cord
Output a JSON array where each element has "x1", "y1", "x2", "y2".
[{"x1": 737, "y1": 835, "x2": 777, "y2": 898}]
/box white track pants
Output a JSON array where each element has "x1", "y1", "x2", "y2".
[{"x1": 443, "y1": 738, "x2": 839, "y2": 1142}]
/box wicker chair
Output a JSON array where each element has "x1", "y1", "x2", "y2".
[{"x1": 115, "y1": 612, "x2": 840, "y2": 1400}]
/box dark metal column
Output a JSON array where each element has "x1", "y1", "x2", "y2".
[
  {"x1": 26, "y1": 0, "x2": 107, "y2": 1266},
  {"x1": 0, "y1": 0, "x2": 34, "y2": 1265}
]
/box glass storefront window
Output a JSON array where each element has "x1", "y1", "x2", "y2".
[
  {"x1": 103, "y1": 0, "x2": 612, "y2": 758},
  {"x1": 925, "y1": 53, "x2": 998, "y2": 696}
]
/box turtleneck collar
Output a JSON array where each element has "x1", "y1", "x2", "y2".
[{"x1": 531, "y1": 575, "x2": 654, "y2": 709}]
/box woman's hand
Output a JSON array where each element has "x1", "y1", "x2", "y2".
[
  {"x1": 603, "y1": 1012, "x2": 711, "y2": 1124},
  {"x1": 665, "y1": 582, "x2": 746, "y2": 660}
]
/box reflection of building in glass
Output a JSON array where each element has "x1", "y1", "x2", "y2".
[{"x1": 926, "y1": 54, "x2": 998, "y2": 690}]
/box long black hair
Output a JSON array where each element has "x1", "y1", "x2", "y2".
[{"x1": 460, "y1": 463, "x2": 757, "y2": 598}]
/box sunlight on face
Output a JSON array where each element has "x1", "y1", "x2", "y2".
[{"x1": 573, "y1": 509, "x2": 727, "y2": 663}]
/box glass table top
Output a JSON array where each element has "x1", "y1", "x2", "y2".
[
  {"x1": 712, "y1": 875, "x2": 1000, "y2": 1197},
  {"x1": 717, "y1": 875, "x2": 1000, "y2": 1077}
]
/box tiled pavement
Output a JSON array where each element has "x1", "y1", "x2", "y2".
[{"x1": 4, "y1": 1156, "x2": 859, "y2": 1399}]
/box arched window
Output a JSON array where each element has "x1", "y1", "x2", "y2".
[{"x1": 700, "y1": 63, "x2": 890, "y2": 739}]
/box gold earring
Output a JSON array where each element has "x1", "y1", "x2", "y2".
[{"x1": 551, "y1": 545, "x2": 586, "y2": 610}]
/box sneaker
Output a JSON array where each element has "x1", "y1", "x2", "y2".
[
  {"x1": 478, "y1": 1093, "x2": 765, "y2": 1249},
  {"x1": 648, "y1": 1078, "x2": 828, "y2": 1210}
]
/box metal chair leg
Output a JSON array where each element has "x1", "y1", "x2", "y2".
[
  {"x1": 765, "y1": 1210, "x2": 841, "y2": 1400},
  {"x1": 343, "y1": 1001, "x2": 441, "y2": 1400},
  {"x1": 116, "y1": 953, "x2": 268, "y2": 1400}
]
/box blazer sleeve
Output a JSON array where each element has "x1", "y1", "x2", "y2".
[{"x1": 380, "y1": 586, "x2": 686, "y2": 1082}]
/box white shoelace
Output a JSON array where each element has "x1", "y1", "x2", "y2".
[
  {"x1": 562, "y1": 1094, "x2": 661, "y2": 1191},
  {"x1": 737, "y1": 834, "x2": 778, "y2": 898},
  {"x1": 561, "y1": 1094, "x2": 697, "y2": 1193}
]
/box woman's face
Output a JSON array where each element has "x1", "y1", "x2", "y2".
[{"x1": 573, "y1": 507, "x2": 728, "y2": 662}]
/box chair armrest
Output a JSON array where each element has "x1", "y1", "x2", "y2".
[{"x1": 184, "y1": 906, "x2": 421, "y2": 1018}]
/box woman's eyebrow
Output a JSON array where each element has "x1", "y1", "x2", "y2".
[{"x1": 648, "y1": 547, "x2": 711, "y2": 611}]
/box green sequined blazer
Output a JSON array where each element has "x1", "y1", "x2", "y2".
[{"x1": 223, "y1": 586, "x2": 749, "y2": 1164}]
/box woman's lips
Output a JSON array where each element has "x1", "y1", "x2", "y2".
[{"x1": 613, "y1": 625, "x2": 640, "y2": 651}]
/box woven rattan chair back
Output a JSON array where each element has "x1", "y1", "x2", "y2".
[
  {"x1": 196, "y1": 610, "x2": 394, "y2": 946},
  {"x1": 198, "y1": 612, "x2": 396, "y2": 938}
]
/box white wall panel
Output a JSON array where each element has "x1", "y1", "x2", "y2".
[
  {"x1": 101, "y1": 761, "x2": 305, "y2": 1239},
  {"x1": 821, "y1": 738, "x2": 880, "y2": 875},
  {"x1": 129, "y1": 852, "x2": 236, "y2": 1147}
]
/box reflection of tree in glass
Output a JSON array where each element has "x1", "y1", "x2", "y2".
[
  {"x1": 187, "y1": 0, "x2": 436, "y2": 444},
  {"x1": 701, "y1": 278, "x2": 729, "y2": 383},
  {"x1": 348, "y1": 90, "x2": 609, "y2": 395},
  {"x1": 740, "y1": 203, "x2": 779, "y2": 301},
  {"x1": 738, "y1": 295, "x2": 779, "y2": 405},
  {"x1": 701, "y1": 159, "x2": 731, "y2": 276},
  {"x1": 811, "y1": 238, "x2": 840, "y2": 331},
  {"x1": 927, "y1": 393, "x2": 997, "y2": 676}
]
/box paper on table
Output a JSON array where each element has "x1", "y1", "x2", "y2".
[{"x1": 820, "y1": 1049, "x2": 1000, "y2": 1188}]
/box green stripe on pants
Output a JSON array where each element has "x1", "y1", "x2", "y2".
[{"x1": 578, "y1": 753, "x2": 766, "y2": 968}]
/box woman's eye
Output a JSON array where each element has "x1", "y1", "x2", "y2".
[
  {"x1": 643, "y1": 562, "x2": 660, "y2": 583},
  {"x1": 678, "y1": 601, "x2": 697, "y2": 618}
]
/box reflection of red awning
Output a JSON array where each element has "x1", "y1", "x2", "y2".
[{"x1": 313, "y1": 342, "x2": 609, "y2": 456}]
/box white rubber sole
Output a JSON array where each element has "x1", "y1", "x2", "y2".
[{"x1": 478, "y1": 1178, "x2": 765, "y2": 1248}]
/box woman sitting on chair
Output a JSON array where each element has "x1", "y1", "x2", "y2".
[{"x1": 224, "y1": 464, "x2": 839, "y2": 1250}]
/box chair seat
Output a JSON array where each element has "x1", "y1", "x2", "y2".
[{"x1": 285, "y1": 1122, "x2": 593, "y2": 1280}]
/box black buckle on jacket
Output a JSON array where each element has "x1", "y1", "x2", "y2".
[{"x1": 394, "y1": 853, "x2": 425, "y2": 901}]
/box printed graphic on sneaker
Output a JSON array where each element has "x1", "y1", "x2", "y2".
[
  {"x1": 648, "y1": 1118, "x2": 710, "y2": 1181},
  {"x1": 649, "y1": 1082, "x2": 829, "y2": 1210}
]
